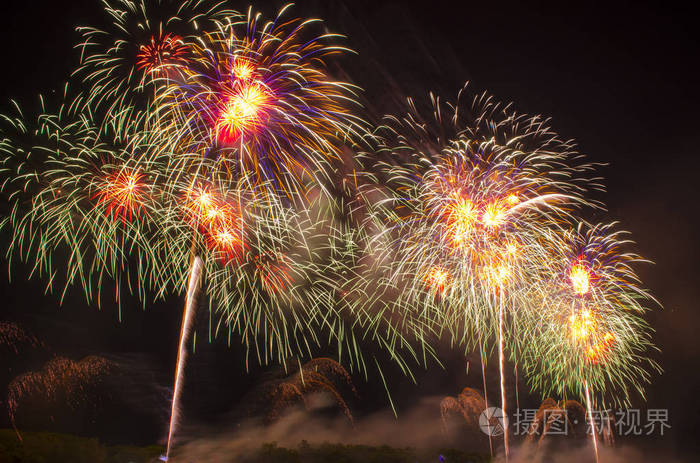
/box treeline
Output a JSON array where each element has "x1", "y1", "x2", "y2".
[
  {"x1": 0, "y1": 429, "x2": 162, "y2": 463},
  {"x1": 241, "y1": 441, "x2": 491, "y2": 463}
]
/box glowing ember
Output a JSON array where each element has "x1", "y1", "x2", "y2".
[
  {"x1": 255, "y1": 252, "x2": 293, "y2": 294},
  {"x1": 505, "y1": 193, "x2": 520, "y2": 206},
  {"x1": 481, "y1": 263, "x2": 511, "y2": 288},
  {"x1": 184, "y1": 187, "x2": 216, "y2": 228},
  {"x1": 209, "y1": 226, "x2": 245, "y2": 263},
  {"x1": 183, "y1": 186, "x2": 245, "y2": 262},
  {"x1": 568, "y1": 310, "x2": 616, "y2": 365},
  {"x1": 587, "y1": 335, "x2": 615, "y2": 365},
  {"x1": 569, "y1": 309, "x2": 596, "y2": 341}
]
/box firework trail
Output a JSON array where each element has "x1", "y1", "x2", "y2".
[
  {"x1": 166, "y1": 256, "x2": 202, "y2": 460},
  {"x1": 585, "y1": 379, "x2": 599, "y2": 463},
  {"x1": 478, "y1": 343, "x2": 493, "y2": 456},
  {"x1": 497, "y1": 285, "x2": 509, "y2": 461}
]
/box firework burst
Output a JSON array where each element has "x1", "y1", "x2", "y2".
[
  {"x1": 357, "y1": 85, "x2": 597, "y2": 351},
  {"x1": 0, "y1": 2, "x2": 663, "y2": 454},
  {"x1": 74, "y1": 0, "x2": 238, "y2": 125},
  {"x1": 0, "y1": 99, "x2": 169, "y2": 314},
  {"x1": 518, "y1": 222, "x2": 660, "y2": 407},
  {"x1": 153, "y1": 5, "x2": 363, "y2": 197}
]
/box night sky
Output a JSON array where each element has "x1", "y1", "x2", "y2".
[{"x1": 1, "y1": 0, "x2": 698, "y2": 459}]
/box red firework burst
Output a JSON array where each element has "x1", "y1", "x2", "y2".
[
  {"x1": 254, "y1": 252, "x2": 293, "y2": 294},
  {"x1": 136, "y1": 32, "x2": 188, "y2": 75},
  {"x1": 94, "y1": 169, "x2": 146, "y2": 221},
  {"x1": 183, "y1": 185, "x2": 246, "y2": 262}
]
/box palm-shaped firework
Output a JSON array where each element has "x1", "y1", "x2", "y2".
[
  {"x1": 515, "y1": 222, "x2": 659, "y2": 461},
  {"x1": 519, "y1": 222, "x2": 659, "y2": 404},
  {"x1": 352, "y1": 85, "x2": 657, "y2": 460},
  {"x1": 0, "y1": 0, "x2": 374, "y2": 356},
  {"x1": 0, "y1": 2, "x2": 377, "y2": 457},
  {"x1": 1, "y1": 99, "x2": 163, "y2": 312},
  {"x1": 0, "y1": 2, "x2": 661, "y2": 462}
]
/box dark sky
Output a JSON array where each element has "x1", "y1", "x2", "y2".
[{"x1": 1, "y1": 0, "x2": 698, "y2": 457}]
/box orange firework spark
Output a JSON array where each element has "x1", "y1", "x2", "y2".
[
  {"x1": 504, "y1": 240, "x2": 518, "y2": 256},
  {"x1": 208, "y1": 225, "x2": 245, "y2": 263},
  {"x1": 440, "y1": 190, "x2": 518, "y2": 255},
  {"x1": 569, "y1": 309, "x2": 597, "y2": 341},
  {"x1": 184, "y1": 185, "x2": 233, "y2": 229},
  {"x1": 480, "y1": 262, "x2": 511, "y2": 289},
  {"x1": 505, "y1": 193, "x2": 520, "y2": 206},
  {"x1": 586, "y1": 334, "x2": 616, "y2": 365},
  {"x1": 185, "y1": 187, "x2": 215, "y2": 229},
  {"x1": 95, "y1": 169, "x2": 146, "y2": 221},
  {"x1": 586, "y1": 330, "x2": 616, "y2": 365},
  {"x1": 481, "y1": 200, "x2": 508, "y2": 230},
  {"x1": 477, "y1": 241, "x2": 519, "y2": 291},
  {"x1": 183, "y1": 185, "x2": 246, "y2": 262}
]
